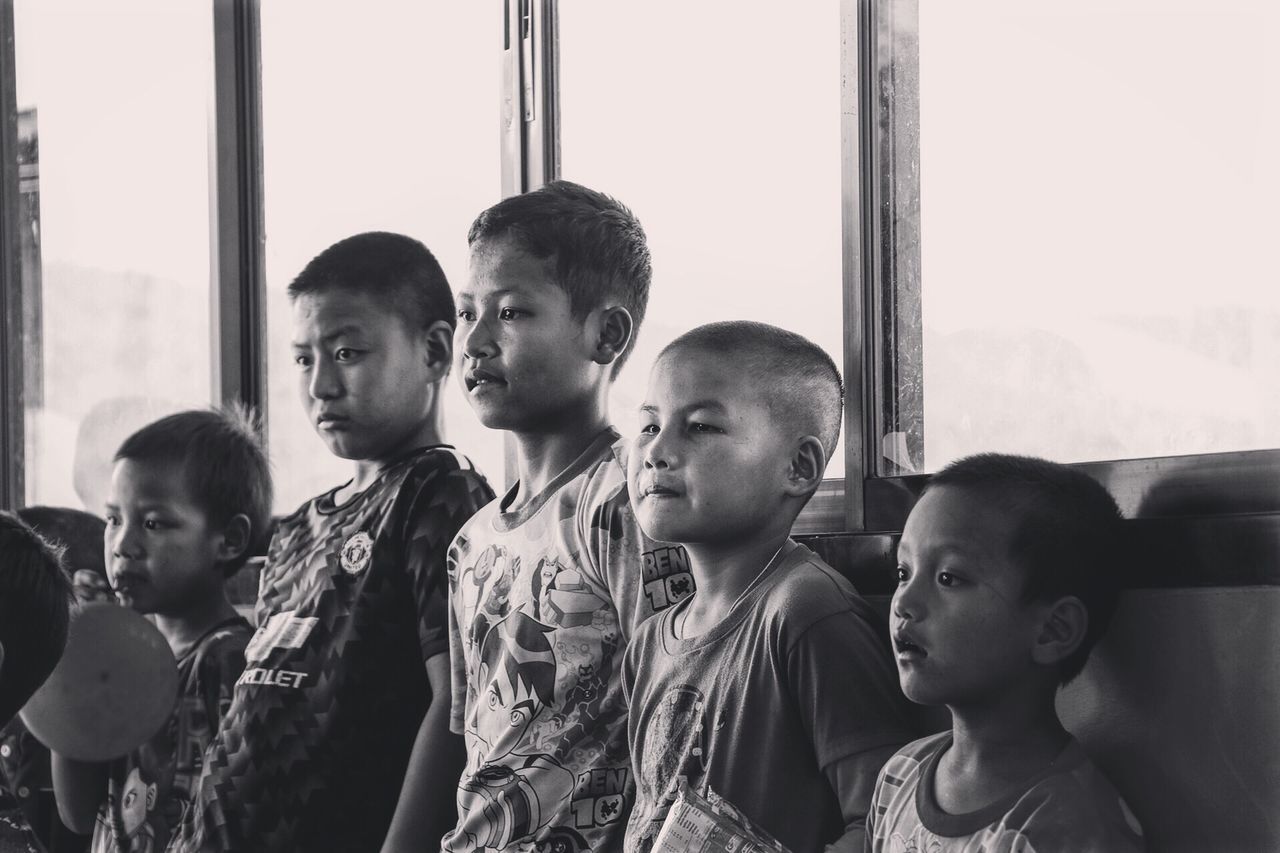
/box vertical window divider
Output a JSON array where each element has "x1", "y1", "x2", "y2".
[
  {"x1": 210, "y1": 0, "x2": 266, "y2": 432},
  {"x1": 0, "y1": 0, "x2": 24, "y2": 508}
]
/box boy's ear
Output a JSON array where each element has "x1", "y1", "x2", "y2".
[
  {"x1": 591, "y1": 306, "x2": 634, "y2": 367},
  {"x1": 215, "y1": 514, "x2": 253, "y2": 566},
  {"x1": 1032, "y1": 596, "x2": 1089, "y2": 667},
  {"x1": 783, "y1": 436, "x2": 827, "y2": 498},
  {"x1": 421, "y1": 319, "x2": 454, "y2": 376}
]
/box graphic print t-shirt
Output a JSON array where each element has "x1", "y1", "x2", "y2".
[
  {"x1": 623, "y1": 542, "x2": 913, "y2": 853},
  {"x1": 444, "y1": 429, "x2": 693, "y2": 853},
  {"x1": 178, "y1": 446, "x2": 493, "y2": 853},
  {"x1": 92, "y1": 617, "x2": 250, "y2": 853},
  {"x1": 866, "y1": 732, "x2": 1146, "y2": 853}
]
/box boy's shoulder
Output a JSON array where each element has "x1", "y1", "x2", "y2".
[{"x1": 757, "y1": 543, "x2": 882, "y2": 636}]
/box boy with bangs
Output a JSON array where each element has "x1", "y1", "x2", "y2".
[
  {"x1": 50, "y1": 408, "x2": 271, "y2": 853},
  {"x1": 0, "y1": 512, "x2": 73, "y2": 853},
  {"x1": 869, "y1": 454, "x2": 1144, "y2": 851},
  {"x1": 623, "y1": 321, "x2": 913, "y2": 853},
  {"x1": 446, "y1": 181, "x2": 694, "y2": 853},
  {"x1": 177, "y1": 233, "x2": 494, "y2": 853}
]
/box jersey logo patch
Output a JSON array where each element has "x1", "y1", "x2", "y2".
[{"x1": 340, "y1": 531, "x2": 374, "y2": 575}]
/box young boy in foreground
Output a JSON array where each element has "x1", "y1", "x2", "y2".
[
  {"x1": 445, "y1": 181, "x2": 694, "y2": 853},
  {"x1": 0, "y1": 512, "x2": 72, "y2": 853},
  {"x1": 177, "y1": 233, "x2": 494, "y2": 853},
  {"x1": 868, "y1": 454, "x2": 1145, "y2": 851},
  {"x1": 623, "y1": 321, "x2": 913, "y2": 853},
  {"x1": 51, "y1": 408, "x2": 271, "y2": 853}
]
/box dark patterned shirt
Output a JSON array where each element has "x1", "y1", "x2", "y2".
[
  {"x1": 175, "y1": 446, "x2": 493, "y2": 853},
  {"x1": 93, "y1": 617, "x2": 250, "y2": 853}
]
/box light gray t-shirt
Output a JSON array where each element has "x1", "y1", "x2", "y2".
[{"x1": 622, "y1": 540, "x2": 913, "y2": 853}]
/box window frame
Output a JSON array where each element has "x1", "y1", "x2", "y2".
[{"x1": 0, "y1": 0, "x2": 1274, "y2": 527}]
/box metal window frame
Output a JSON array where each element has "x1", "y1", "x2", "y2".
[
  {"x1": 0, "y1": 0, "x2": 22, "y2": 509},
  {"x1": 846, "y1": 0, "x2": 1280, "y2": 533},
  {"x1": 211, "y1": 0, "x2": 266, "y2": 421}
]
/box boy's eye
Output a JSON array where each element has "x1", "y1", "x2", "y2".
[
  {"x1": 105, "y1": 513, "x2": 121, "y2": 527},
  {"x1": 457, "y1": 309, "x2": 476, "y2": 322},
  {"x1": 334, "y1": 347, "x2": 357, "y2": 361},
  {"x1": 689, "y1": 422, "x2": 720, "y2": 434},
  {"x1": 894, "y1": 565, "x2": 909, "y2": 583},
  {"x1": 143, "y1": 518, "x2": 163, "y2": 531},
  {"x1": 498, "y1": 307, "x2": 522, "y2": 321},
  {"x1": 639, "y1": 424, "x2": 659, "y2": 436},
  {"x1": 293, "y1": 353, "x2": 312, "y2": 368},
  {"x1": 937, "y1": 571, "x2": 958, "y2": 587}
]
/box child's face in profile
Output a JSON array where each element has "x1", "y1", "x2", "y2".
[
  {"x1": 629, "y1": 347, "x2": 793, "y2": 546},
  {"x1": 891, "y1": 485, "x2": 1047, "y2": 707},
  {"x1": 104, "y1": 459, "x2": 226, "y2": 615},
  {"x1": 291, "y1": 288, "x2": 438, "y2": 465},
  {"x1": 456, "y1": 238, "x2": 604, "y2": 432}
]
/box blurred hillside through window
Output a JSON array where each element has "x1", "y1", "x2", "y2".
[
  {"x1": 14, "y1": 0, "x2": 213, "y2": 511},
  {"x1": 884, "y1": 0, "x2": 1280, "y2": 472}
]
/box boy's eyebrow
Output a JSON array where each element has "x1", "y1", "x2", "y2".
[
  {"x1": 638, "y1": 400, "x2": 728, "y2": 415},
  {"x1": 291, "y1": 324, "x2": 366, "y2": 347}
]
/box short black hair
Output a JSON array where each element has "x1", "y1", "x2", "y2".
[
  {"x1": 467, "y1": 180, "x2": 651, "y2": 372},
  {"x1": 662, "y1": 321, "x2": 844, "y2": 463},
  {"x1": 925, "y1": 453, "x2": 1125, "y2": 683},
  {"x1": 16, "y1": 506, "x2": 107, "y2": 580},
  {"x1": 115, "y1": 407, "x2": 273, "y2": 575},
  {"x1": 287, "y1": 231, "x2": 456, "y2": 333},
  {"x1": 0, "y1": 512, "x2": 73, "y2": 724}
]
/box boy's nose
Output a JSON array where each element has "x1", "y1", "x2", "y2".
[
  {"x1": 892, "y1": 580, "x2": 922, "y2": 621},
  {"x1": 109, "y1": 522, "x2": 143, "y2": 560},
  {"x1": 461, "y1": 320, "x2": 496, "y2": 360},
  {"x1": 642, "y1": 432, "x2": 673, "y2": 469},
  {"x1": 308, "y1": 359, "x2": 341, "y2": 400}
]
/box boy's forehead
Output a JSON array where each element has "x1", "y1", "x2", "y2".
[
  {"x1": 109, "y1": 457, "x2": 198, "y2": 505},
  {"x1": 465, "y1": 239, "x2": 560, "y2": 296},
  {"x1": 290, "y1": 287, "x2": 394, "y2": 337},
  {"x1": 903, "y1": 485, "x2": 1024, "y2": 563}
]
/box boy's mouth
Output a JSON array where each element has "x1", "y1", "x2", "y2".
[
  {"x1": 893, "y1": 631, "x2": 927, "y2": 660},
  {"x1": 466, "y1": 369, "x2": 506, "y2": 393},
  {"x1": 640, "y1": 481, "x2": 681, "y2": 499}
]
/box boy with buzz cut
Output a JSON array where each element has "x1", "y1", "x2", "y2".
[
  {"x1": 623, "y1": 321, "x2": 914, "y2": 853},
  {"x1": 177, "y1": 233, "x2": 494, "y2": 853},
  {"x1": 869, "y1": 454, "x2": 1145, "y2": 852},
  {"x1": 446, "y1": 181, "x2": 695, "y2": 853},
  {"x1": 51, "y1": 408, "x2": 271, "y2": 853},
  {"x1": 0, "y1": 512, "x2": 72, "y2": 853}
]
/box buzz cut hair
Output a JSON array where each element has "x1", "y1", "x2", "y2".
[
  {"x1": 114, "y1": 407, "x2": 273, "y2": 575},
  {"x1": 925, "y1": 453, "x2": 1126, "y2": 683},
  {"x1": 0, "y1": 511, "x2": 73, "y2": 723},
  {"x1": 287, "y1": 231, "x2": 456, "y2": 333},
  {"x1": 662, "y1": 320, "x2": 844, "y2": 463},
  {"x1": 467, "y1": 180, "x2": 651, "y2": 373}
]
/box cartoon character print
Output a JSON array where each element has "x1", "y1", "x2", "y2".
[
  {"x1": 551, "y1": 630, "x2": 618, "y2": 756},
  {"x1": 94, "y1": 767, "x2": 157, "y2": 853},
  {"x1": 460, "y1": 610, "x2": 575, "y2": 852},
  {"x1": 629, "y1": 686, "x2": 710, "y2": 853}
]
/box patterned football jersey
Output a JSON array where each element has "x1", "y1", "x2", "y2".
[
  {"x1": 176, "y1": 446, "x2": 493, "y2": 853},
  {"x1": 444, "y1": 430, "x2": 693, "y2": 853},
  {"x1": 93, "y1": 617, "x2": 250, "y2": 853}
]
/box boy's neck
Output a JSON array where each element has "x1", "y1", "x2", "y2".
[
  {"x1": 510, "y1": 411, "x2": 612, "y2": 506},
  {"x1": 350, "y1": 416, "x2": 447, "y2": 494},
  {"x1": 935, "y1": 686, "x2": 1069, "y2": 814},
  {"x1": 678, "y1": 530, "x2": 792, "y2": 638},
  {"x1": 153, "y1": 590, "x2": 241, "y2": 659}
]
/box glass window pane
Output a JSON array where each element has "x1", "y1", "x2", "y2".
[
  {"x1": 14, "y1": 0, "x2": 214, "y2": 511},
  {"x1": 882, "y1": 0, "x2": 1280, "y2": 472},
  {"x1": 560, "y1": 0, "x2": 845, "y2": 475},
  {"x1": 261, "y1": 0, "x2": 504, "y2": 513}
]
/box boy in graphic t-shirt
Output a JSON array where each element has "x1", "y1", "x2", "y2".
[{"x1": 444, "y1": 182, "x2": 694, "y2": 853}]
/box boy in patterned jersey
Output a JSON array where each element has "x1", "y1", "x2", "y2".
[
  {"x1": 445, "y1": 181, "x2": 693, "y2": 853},
  {"x1": 623, "y1": 322, "x2": 913, "y2": 853},
  {"x1": 0, "y1": 512, "x2": 73, "y2": 853},
  {"x1": 868, "y1": 455, "x2": 1144, "y2": 852},
  {"x1": 50, "y1": 409, "x2": 271, "y2": 853},
  {"x1": 174, "y1": 233, "x2": 494, "y2": 853}
]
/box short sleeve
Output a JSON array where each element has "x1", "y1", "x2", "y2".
[
  {"x1": 447, "y1": 529, "x2": 471, "y2": 735},
  {"x1": 786, "y1": 607, "x2": 914, "y2": 771},
  {"x1": 394, "y1": 454, "x2": 495, "y2": 662},
  {"x1": 195, "y1": 627, "x2": 252, "y2": 730},
  {"x1": 583, "y1": 451, "x2": 694, "y2": 641}
]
